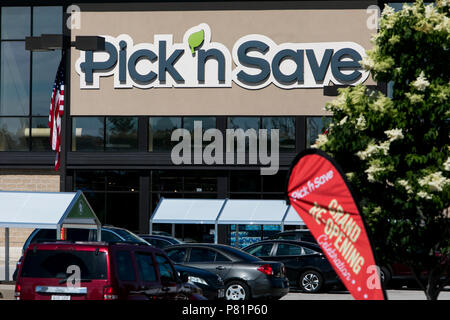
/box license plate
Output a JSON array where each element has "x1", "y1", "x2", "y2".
[
  {"x1": 218, "y1": 289, "x2": 225, "y2": 298},
  {"x1": 51, "y1": 295, "x2": 71, "y2": 300}
]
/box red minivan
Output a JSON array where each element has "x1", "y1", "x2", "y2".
[{"x1": 15, "y1": 241, "x2": 205, "y2": 300}]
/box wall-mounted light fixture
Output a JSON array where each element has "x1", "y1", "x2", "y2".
[{"x1": 25, "y1": 34, "x2": 105, "y2": 51}]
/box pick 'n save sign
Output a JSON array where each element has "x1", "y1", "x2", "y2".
[{"x1": 286, "y1": 149, "x2": 386, "y2": 300}]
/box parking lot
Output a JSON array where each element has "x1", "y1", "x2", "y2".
[
  {"x1": 1, "y1": 284, "x2": 449, "y2": 300},
  {"x1": 281, "y1": 288, "x2": 450, "y2": 300}
]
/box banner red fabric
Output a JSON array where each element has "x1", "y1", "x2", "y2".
[{"x1": 287, "y1": 150, "x2": 385, "y2": 300}]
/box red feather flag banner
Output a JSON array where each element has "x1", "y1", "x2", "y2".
[{"x1": 286, "y1": 149, "x2": 386, "y2": 300}]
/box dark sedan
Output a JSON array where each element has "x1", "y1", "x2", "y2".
[
  {"x1": 174, "y1": 264, "x2": 225, "y2": 300},
  {"x1": 243, "y1": 240, "x2": 340, "y2": 293},
  {"x1": 164, "y1": 244, "x2": 289, "y2": 300},
  {"x1": 138, "y1": 234, "x2": 183, "y2": 249}
]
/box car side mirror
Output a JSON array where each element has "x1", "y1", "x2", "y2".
[{"x1": 180, "y1": 272, "x2": 189, "y2": 283}]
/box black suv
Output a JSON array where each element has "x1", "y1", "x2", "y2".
[{"x1": 268, "y1": 230, "x2": 317, "y2": 243}]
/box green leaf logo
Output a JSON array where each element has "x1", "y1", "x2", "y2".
[{"x1": 188, "y1": 29, "x2": 204, "y2": 54}]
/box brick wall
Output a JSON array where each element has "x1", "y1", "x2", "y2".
[{"x1": 0, "y1": 170, "x2": 60, "y2": 258}]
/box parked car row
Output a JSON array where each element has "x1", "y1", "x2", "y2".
[
  {"x1": 13, "y1": 226, "x2": 290, "y2": 300},
  {"x1": 15, "y1": 226, "x2": 426, "y2": 300}
]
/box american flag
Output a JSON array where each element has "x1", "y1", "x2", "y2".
[{"x1": 49, "y1": 55, "x2": 65, "y2": 171}]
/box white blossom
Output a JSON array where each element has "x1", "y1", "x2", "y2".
[
  {"x1": 346, "y1": 172, "x2": 355, "y2": 181},
  {"x1": 311, "y1": 134, "x2": 328, "y2": 149},
  {"x1": 356, "y1": 114, "x2": 367, "y2": 130},
  {"x1": 378, "y1": 141, "x2": 391, "y2": 155},
  {"x1": 372, "y1": 207, "x2": 382, "y2": 215},
  {"x1": 328, "y1": 93, "x2": 347, "y2": 111},
  {"x1": 418, "y1": 171, "x2": 450, "y2": 192},
  {"x1": 381, "y1": 4, "x2": 396, "y2": 17},
  {"x1": 385, "y1": 128, "x2": 404, "y2": 142},
  {"x1": 412, "y1": 71, "x2": 430, "y2": 91},
  {"x1": 424, "y1": 4, "x2": 438, "y2": 19},
  {"x1": 339, "y1": 116, "x2": 348, "y2": 126},
  {"x1": 417, "y1": 191, "x2": 432, "y2": 200},
  {"x1": 406, "y1": 92, "x2": 424, "y2": 104},
  {"x1": 398, "y1": 179, "x2": 413, "y2": 194},
  {"x1": 371, "y1": 95, "x2": 392, "y2": 113},
  {"x1": 434, "y1": 16, "x2": 450, "y2": 32},
  {"x1": 356, "y1": 142, "x2": 379, "y2": 160},
  {"x1": 356, "y1": 139, "x2": 392, "y2": 160},
  {"x1": 444, "y1": 157, "x2": 450, "y2": 171},
  {"x1": 360, "y1": 55, "x2": 375, "y2": 70},
  {"x1": 365, "y1": 160, "x2": 385, "y2": 183}
]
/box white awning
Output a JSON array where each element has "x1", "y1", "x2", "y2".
[
  {"x1": 1, "y1": 190, "x2": 102, "y2": 281},
  {"x1": 151, "y1": 198, "x2": 226, "y2": 224},
  {"x1": 0, "y1": 190, "x2": 101, "y2": 229},
  {"x1": 282, "y1": 206, "x2": 306, "y2": 225},
  {"x1": 217, "y1": 199, "x2": 292, "y2": 225},
  {"x1": 150, "y1": 198, "x2": 304, "y2": 226}
]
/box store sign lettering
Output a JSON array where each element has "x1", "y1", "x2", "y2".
[{"x1": 75, "y1": 23, "x2": 369, "y2": 90}]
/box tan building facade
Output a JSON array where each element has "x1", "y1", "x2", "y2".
[{"x1": 70, "y1": 1, "x2": 377, "y2": 116}]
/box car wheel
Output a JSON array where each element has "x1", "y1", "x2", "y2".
[
  {"x1": 379, "y1": 267, "x2": 391, "y2": 288},
  {"x1": 225, "y1": 281, "x2": 250, "y2": 300},
  {"x1": 299, "y1": 270, "x2": 323, "y2": 293}
]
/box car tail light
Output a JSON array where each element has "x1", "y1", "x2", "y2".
[
  {"x1": 103, "y1": 286, "x2": 119, "y2": 300},
  {"x1": 257, "y1": 264, "x2": 274, "y2": 276},
  {"x1": 14, "y1": 284, "x2": 21, "y2": 300}
]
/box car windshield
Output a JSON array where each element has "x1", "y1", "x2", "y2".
[
  {"x1": 20, "y1": 249, "x2": 107, "y2": 280},
  {"x1": 110, "y1": 229, "x2": 149, "y2": 245},
  {"x1": 217, "y1": 246, "x2": 262, "y2": 262}
]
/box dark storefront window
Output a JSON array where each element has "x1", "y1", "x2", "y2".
[
  {"x1": 1, "y1": 41, "x2": 30, "y2": 116},
  {"x1": 31, "y1": 117, "x2": 51, "y2": 151},
  {"x1": 149, "y1": 117, "x2": 181, "y2": 152},
  {"x1": 261, "y1": 117, "x2": 295, "y2": 153},
  {"x1": 72, "y1": 117, "x2": 104, "y2": 151},
  {"x1": 74, "y1": 170, "x2": 140, "y2": 232},
  {"x1": 183, "y1": 116, "x2": 216, "y2": 149},
  {"x1": 306, "y1": 116, "x2": 332, "y2": 148},
  {"x1": 106, "y1": 117, "x2": 138, "y2": 151},
  {"x1": 72, "y1": 117, "x2": 138, "y2": 151},
  {"x1": 0, "y1": 117, "x2": 29, "y2": 151},
  {"x1": 229, "y1": 171, "x2": 261, "y2": 193},
  {"x1": 0, "y1": 6, "x2": 62, "y2": 152},
  {"x1": 229, "y1": 170, "x2": 286, "y2": 199},
  {"x1": 32, "y1": 6, "x2": 62, "y2": 36},
  {"x1": 1, "y1": 7, "x2": 30, "y2": 40},
  {"x1": 149, "y1": 116, "x2": 217, "y2": 152},
  {"x1": 32, "y1": 50, "x2": 62, "y2": 116},
  {"x1": 227, "y1": 117, "x2": 259, "y2": 131},
  {"x1": 227, "y1": 117, "x2": 296, "y2": 153}
]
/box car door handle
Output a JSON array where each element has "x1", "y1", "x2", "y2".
[
  {"x1": 161, "y1": 287, "x2": 170, "y2": 292},
  {"x1": 216, "y1": 266, "x2": 225, "y2": 270}
]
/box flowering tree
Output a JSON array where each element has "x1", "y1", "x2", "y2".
[{"x1": 313, "y1": 0, "x2": 449, "y2": 300}]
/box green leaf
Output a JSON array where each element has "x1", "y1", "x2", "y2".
[{"x1": 188, "y1": 29, "x2": 204, "y2": 54}]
